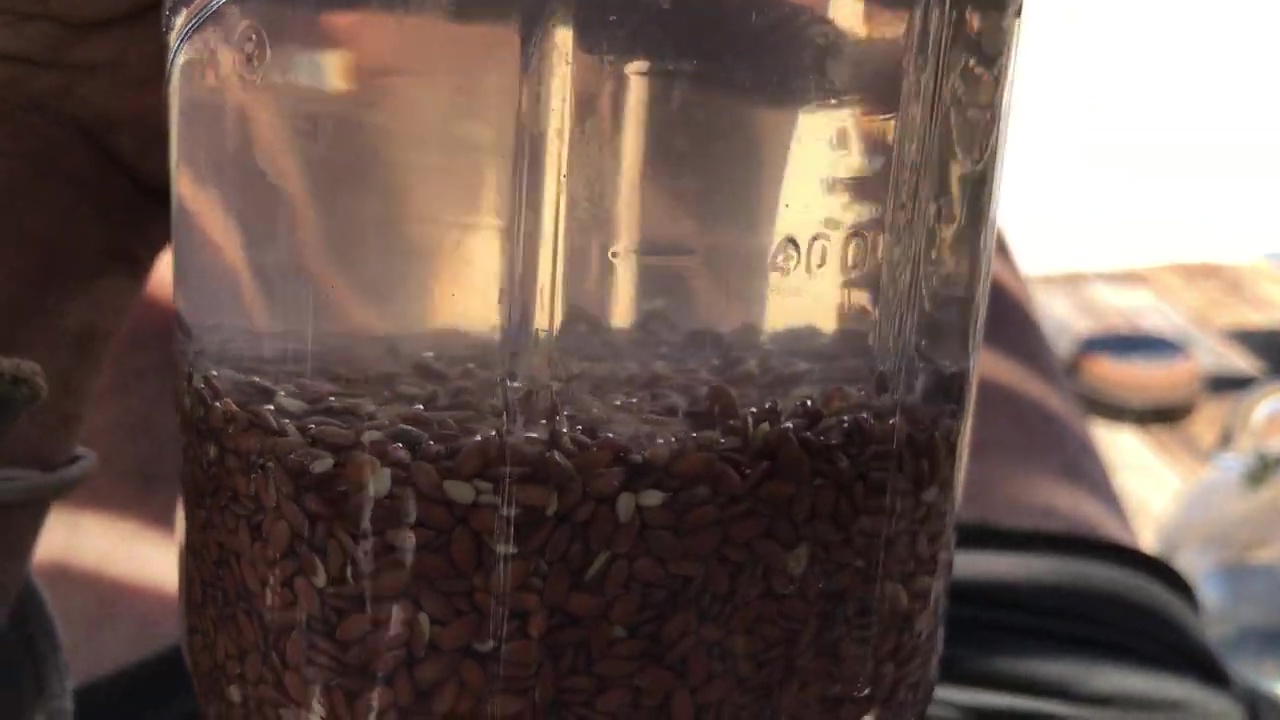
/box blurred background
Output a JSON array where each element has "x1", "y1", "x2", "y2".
[
  {"x1": 1002, "y1": 0, "x2": 1280, "y2": 275},
  {"x1": 1000, "y1": 1, "x2": 1280, "y2": 692}
]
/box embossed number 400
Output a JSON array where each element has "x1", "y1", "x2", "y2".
[{"x1": 769, "y1": 230, "x2": 873, "y2": 279}]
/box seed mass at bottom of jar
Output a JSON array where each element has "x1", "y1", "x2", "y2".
[{"x1": 179, "y1": 341, "x2": 962, "y2": 720}]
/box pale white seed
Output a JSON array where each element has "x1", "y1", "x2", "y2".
[
  {"x1": 495, "y1": 542, "x2": 519, "y2": 556},
  {"x1": 307, "y1": 558, "x2": 328, "y2": 589},
  {"x1": 635, "y1": 489, "x2": 669, "y2": 508},
  {"x1": 476, "y1": 493, "x2": 501, "y2": 507},
  {"x1": 416, "y1": 612, "x2": 432, "y2": 645},
  {"x1": 471, "y1": 480, "x2": 495, "y2": 494},
  {"x1": 751, "y1": 421, "x2": 772, "y2": 448},
  {"x1": 309, "y1": 457, "x2": 335, "y2": 475},
  {"x1": 227, "y1": 685, "x2": 244, "y2": 704},
  {"x1": 545, "y1": 491, "x2": 559, "y2": 517},
  {"x1": 306, "y1": 689, "x2": 327, "y2": 720},
  {"x1": 615, "y1": 492, "x2": 638, "y2": 524},
  {"x1": 273, "y1": 394, "x2": 310, "y2": 415},
  {"x1": 359, "y1": 429, "x2": 387, "y2": 446},
  {"x1": 611, "y1": 625, "x2": 628, "y2": 639},
  {"x1": 442, "y1": 480, "x2": 477, "y2": 506},
  {"x1": 472, "y1": 638, "x2": 497, "y2": 654},
  {"x1": 785, "y1": 542, "x2": 811, "y2": 579},
  {"x1": 399, "y1": 488, "x2": 418, "y2": 524},
  {"x1": 369, "y1": 467, "x2": 393, "y2": 499},
  {"x1": 584, "y1": 551, "x2": 612, "y2": 582}
]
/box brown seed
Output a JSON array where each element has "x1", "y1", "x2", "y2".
[
  {"x1": 266, "y1": 518, "x2": 292, "y2": 557},
  {"x1": 335, "y1": 613, "x2": 373, "y2": 643},
  {"x1": 412, "y1": 652, "x2": 460, "y2": 689},
  {"x1": 514, "y1": 483, "x2": 553, "y2": 508},
  {"x1": 393, "y1": 666, "x2": 416, "y2": 707},
  {"x1": 607, "y1": 593, "x2": 642, "y2": 625},
  {"x1": 459, "y1": 657, "x2": 486, "y2": 692},
  {"x1": 593, "y1": 658, "x2": 642, "y2": 679},
  {"x1": 449, "y1": 527, "x2": 478, "y2": 575},
  {"x1": 631, "y1": 556, "x2": 667, "y2": 584},
  {"x1": 416, "y1": 587, "x2": 456, "y2": 623},
  {"x1": 727, "y1": 515, "x2": 770, "y2": 544},
  {"x1": 680, "y1": 504, "x2": 721, "y2": 532},
  {"x1": 283, "y1": 669, "x2": 310, "y2": 704},
  {"x1": 372, "y1": 565, "x2": 411, "y2": 598},
  {"x1": 610, "y1": 519, "x2": 641, "y2": 555},
  {"x1": 491, "y1": 693, "x2": 531, "y2": 717},
  {"x1": 410, "y1": 461, "x2": 444, "y2": 499},
  {"x1": 775, "y1": 431, "x2": 812, "y2": 483},
  {"x1": 544, "y1": 563, "x2": 572, "y2": 608},
  {"x1": 490, "y1": 557, "x2": 532, "y2": 593},
  {"x1": 682, "y1": 526, "x2": 724, "y2": 557},
  {"x1": 313, "y1": 425, "x2": 358, "y2": 447},
  {"x1": 301, "y1": 551, "x2": 327, "y2": 589},
  {"x1": 434, "y1": 615, "x2": 480, "y2": 652},
  {"x1": 419, "y1": 502, "x2": 457, "y2": 532},
  {"x1": 528, "y1": 608, "x2": 549, "y2": 638},
  {"x1": 467, "y1": 505, "x2": 498, "y2": 536},
  {"x1": 587, "y1": 504, "x2": 618, "y2": 551},
  {"x1": 545, "y1": 523, "x2": 573, "y2": 562},
  {"x1": 292, "y1": 574, "x2": 320, "y2": 615},
  {"x1": 243, "y1": 651, "x2": 263, "y2": 683},
  {"x1": 574, "y1": 448, "x2": 617, "y2": 475},
  {"x1": 586, "y1": 468, "x2": 626, "y2": 500},
  {"x1": 502, "y1": 638, "x2": 539, "y2": 665},
  {"x1": 758, "y1": 480, "x2": 797, "y2": 503},
  {"x1": 706, "y1": 383, "x2": 740, "y2": 423},
  {"x1": 280, "y1": 498, "x2": 309, "y2": 535},
  {"x1": 285, "y1": 630, "x2": 306, "y2": 668},
  {"x1": 603, "y1": 559, "x2": 630, "y2": 597},
  {"x1": 413, "y1": 552, "x2": 458, "y2": 581},
  {"x1": 565, "y1": 592, "x2": 606, "y2": 619},
  {"x1": 182, "y1": 361, "x2": 963, "y2": 716},
  {"x1": 669, "y1": 452, "x2": 717, "y2": 480},
  {"x1": 641, "y1": 506, "x2": 677, "y2": 528},
  {"x1": 643, "y1": 529, "x2": 682, "y2": 561},
  {"x1": 429, "y1": 676, "x2": 461, "y2": 716},
  {"x1": 693, "y1": 676, "x2": 731, "y2": 704},
  {"x1": 594, "y1": 686, "x2": 634, "y2": 714},
  {"x1": 454, "y1": 439, "x2": 489, "y2": 480}
]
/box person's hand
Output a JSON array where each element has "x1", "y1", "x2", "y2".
[{"x1": 0, "y1": 1, "x2": 167, "y2": 470}]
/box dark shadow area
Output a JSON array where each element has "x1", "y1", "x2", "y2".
[
  {"x1": 1204, "y1": 374, "x2": 1261, "y2": 394},
  {"x1": 1228, "y1": 328, "x2": 1280, "y2": 377},
  {"x1": 1077, "y1": 394, "x2": 1198, "y2": 425},
  {"x1": 34, "y1": 563, "x2": 181, "y2": 697}
]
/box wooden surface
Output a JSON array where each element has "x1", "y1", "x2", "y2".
[{"x1": 1026, "y1": 261, "x2": 1280, "y2": 548}]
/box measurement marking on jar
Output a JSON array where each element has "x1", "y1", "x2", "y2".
[{"x1": 770, "y1": 229, "x2": 877, "y2": 279}]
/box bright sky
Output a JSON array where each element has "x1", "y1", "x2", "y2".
[{"x1": 999, "y1": 0, "x2": 1280, "y2": 275}]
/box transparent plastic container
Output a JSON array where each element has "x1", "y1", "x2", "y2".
[{"x1": 167, "y1": 1, "x2": 1021, "y2": 717}]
